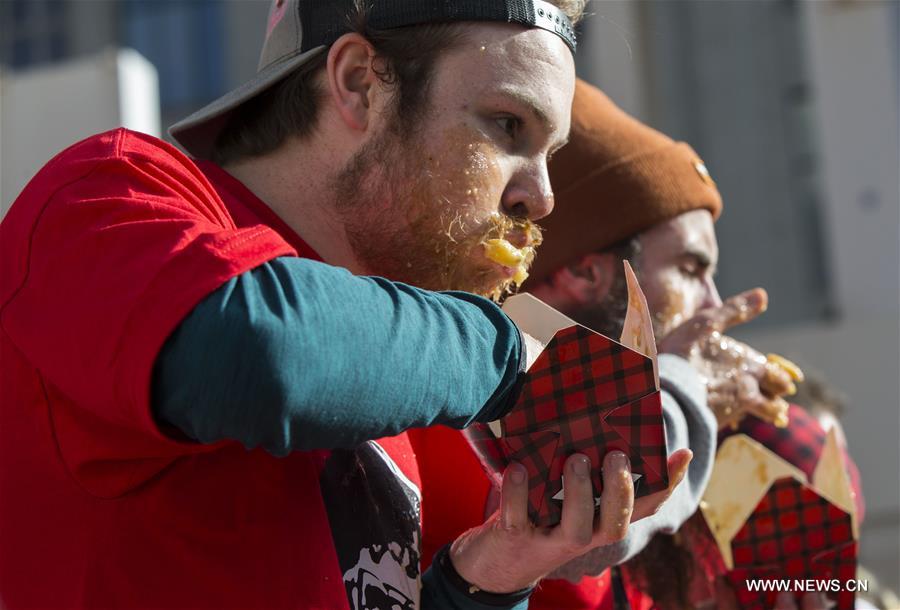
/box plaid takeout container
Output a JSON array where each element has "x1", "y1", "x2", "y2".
[
  {"x1": 727, "y1": 477, "x2": 857, "y2": 610},
  {"x1": 465, "y1": 293, "x2": 668, "y2": 528},
  {"x1": 701, "y1": 432, "x2": 860, "y2": 610}
]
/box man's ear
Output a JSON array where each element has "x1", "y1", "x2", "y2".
[
  {"x1": 325, "y1": 33, "x2": 379, "y2": 132},
  {"x1": 549, "y1": 252, "x2": 618, "y2": 306}
]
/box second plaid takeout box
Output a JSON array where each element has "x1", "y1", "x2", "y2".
[
  {"x1": 727, "y1": 477, "x2": 857, "y2": 610},
  {"x1": 466, "y1": 292, "x2": 669, "y2": 528},
  {"x1": 701, "y1": 432, "x2": 861, "y2": 610}
]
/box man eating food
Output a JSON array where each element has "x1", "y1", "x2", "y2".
[{"x1": 0, "y1": 3, "x2": 728, "y2": 609}]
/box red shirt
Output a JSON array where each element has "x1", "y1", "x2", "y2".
[{"x1": 0, "y1": 129, "x2": 421, "y2": 609}]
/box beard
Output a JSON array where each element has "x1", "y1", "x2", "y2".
[
  {"x1": 330, "y1": 121, "x2": 541, "y2": 300},
  {"x1": 566, "y1": 275, "x2": 630, "y2": 339},
  {"x1": 564, "y1": 255, "x2": 670, "y2": 343}
]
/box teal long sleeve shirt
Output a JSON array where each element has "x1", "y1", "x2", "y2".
[{"x1": 153, "y1": 256, "x2": 524, "y2": 455}]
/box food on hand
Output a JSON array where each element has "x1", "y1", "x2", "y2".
[
  {"x1": 756, "y1": 396, "x2": 790, "y2": 429},
  {"x1": 766, "y1": 353, "x2": 805, "y2": 383},
  {"x1": 701, "y1": 337, "x2": 798, "y2": 429}
]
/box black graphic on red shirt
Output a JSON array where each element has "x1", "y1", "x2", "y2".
[{"x1": 320, "y1": 442, "x2": 422, "y2": 610}]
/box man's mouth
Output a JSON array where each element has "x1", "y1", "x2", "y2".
[
  {"x1": 468, "y1": 214, "x2": 543, "y2": 301},
  {"x1": 483, "y1": 238, "x2": 533, "y2": 285}
]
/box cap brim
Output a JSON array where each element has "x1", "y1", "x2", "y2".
[{"x1": 169, "y1": 46, "x2": 326, "y2": 160}]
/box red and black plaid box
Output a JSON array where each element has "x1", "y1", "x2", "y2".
[
  {"x1": 727, "y1": 477, "x2": 857, "y2": 610},
  {"x1": 465, "y1": 324, "x2": 668, "y2": 528}
]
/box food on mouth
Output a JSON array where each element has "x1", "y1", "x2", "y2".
[
  {"x1": 483, "y1": 238, "x2": 529, "y2": 266},
  {"x1": 483, "y1": 238, "x2": 533, "y2": 286},
  {"x1": 484, "y1": 239, "x2": 534, "y2": 287},
  {"x1": 479, "y1": 216, "x2": 542, "y2": 301},
  {"x1": 512, "y1": 265, "x2": 529, "y2": 286}
]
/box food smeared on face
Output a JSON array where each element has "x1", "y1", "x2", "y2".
[
  {"x1": 481, "y1": 214, "x2": 543, "y2": 300},
  {"x1": 651, "y1": 278, "x2": 687, "y2": 340},
  {"x1": 400, "y1": 128, "x2": 546, "y2": 302},
  {"x1": 338, "y1": 123, "x2": 546, "y2": 302},
  {"x1": 637, "y1": 210, "x2": 720, "y2": 340}
]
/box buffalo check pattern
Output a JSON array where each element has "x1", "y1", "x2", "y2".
[
  {"x1": 727, "y1": 477, "x2": 857, "y2": 610},
  {"x1": 466, "y1": 324, "x2": 668, "y2": 527}
]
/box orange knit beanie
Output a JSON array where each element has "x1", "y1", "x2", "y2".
[{"x1": 529, "y1": 79, "x2": 723, "y2": 284}]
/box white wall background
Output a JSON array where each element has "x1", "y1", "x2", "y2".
[{"x1": 1, "y1": 48, "x2": 160, "y2": 215}]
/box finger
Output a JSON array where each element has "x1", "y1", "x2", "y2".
[
  {"x1": 594, "y1": 451, "x2": 633, "y2": 545},
  {"x1": 483, "y1": 487, "x2": 501, "y2": 520},
  {"x1": 775, "y1": 592, "x2": 798, "y2": 610},
  {"x1": 801, "y1": 593, "x2": 830, "y2": 610},
  {"x1": 657, "y1": 289, "x2": 767, "y2": 357},
  {"x1": 701, "y1": 334, "x2": 766, "y2": 373},
  {"x1": 748, "y1": 395, "x2": 790, "y2": 428},
  {"x1": 558, "y1": 454, "x2": 595, "y2": 549},
  {"x1": 767, "y1": 353, "x2": 805, "y2": 383},
  {"x1": 632, "y1": 449, "x2": 693, "y2": 521},
  {"x1": 707, "y1": 394, "x2": 744, "y2": 429},
  {"x1": 713, "y1": 288, "x2": 768, "y2": 333},
  {"x1": 499, "y1": 462, "x2": 531, "y2": 533},
  {"x1": 707, "y1": 376, "x2": 739, "y2": 393},
  {"x1": 707, "y1": 389, "x2": 755, "y2": 429},
  {"x1": 760, "y1": 361, "x2": 796, "y2": 397}
]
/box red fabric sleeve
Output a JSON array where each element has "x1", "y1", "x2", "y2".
[{"x1": 0, "y1": 129, "x2": 295, "y2": 497}]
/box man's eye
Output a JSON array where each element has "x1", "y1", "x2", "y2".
[
  {"x1": 496, "y1": 116, "x2": 521, "y2": 140},
  {"x1": 681, "y1": 264, "x2": 703, "y2": 278}
]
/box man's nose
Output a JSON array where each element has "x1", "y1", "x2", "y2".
[
  {"x1": 703, "y1": 277, "x2": 723, "y2": 309},
  {"x1": 501, "y1": 164, "x2": 555, "y2": 220}
]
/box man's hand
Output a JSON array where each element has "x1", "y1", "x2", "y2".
[
  {"x1": 450, "y1": 448, "x2": 692, "y2": 593},
  {"x1": 658, "y1": 288, "x2": 793, "y2": 429},
  {"x1": 703, "y1": 333, "x2": 795, "y2": 428}
]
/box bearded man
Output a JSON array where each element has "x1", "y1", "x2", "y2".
[
  {"x1": 0, "y1": 3, "x2": 727, "y2": 609},
  {"x1": 414, "y1": 79, "x2": 801, "y2": 609},
  {"x1": 525, "y1": 80, "x2": 837, "y2": 610}
]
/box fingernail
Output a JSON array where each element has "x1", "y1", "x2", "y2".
[
  {"x1": 609, "y1": 451, "x2": 629, "y2": 470},
  {"x1": 510, "y1": 464, "x2": 526, "y2": 484},
  {"x1": 572, "y1": 456, "x2": 590, "y2": 478}
]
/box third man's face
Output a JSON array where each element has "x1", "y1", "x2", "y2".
[{"x1": 637, "y1": 209, "x2": 723, "y2": 340}]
